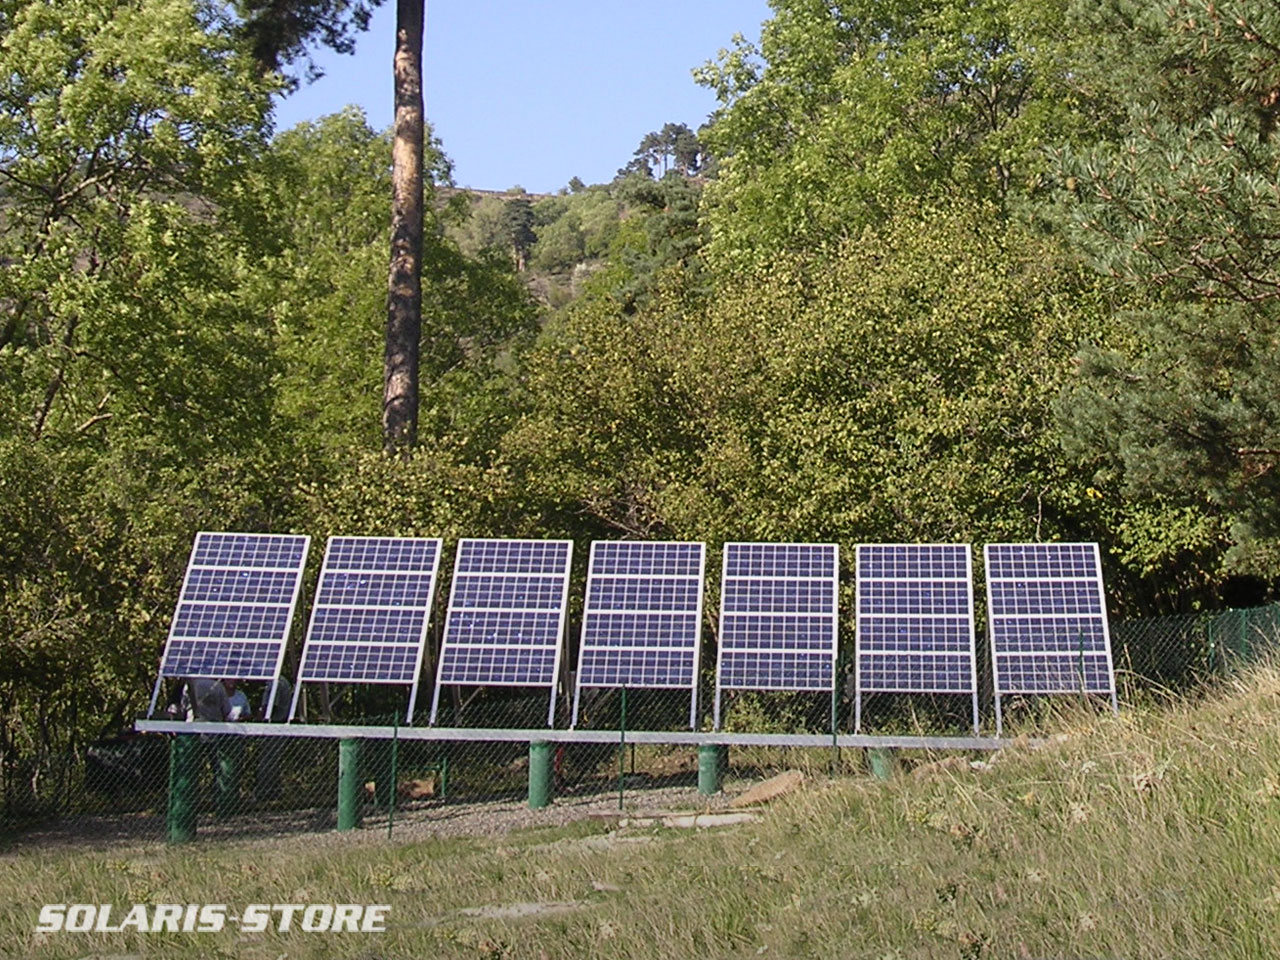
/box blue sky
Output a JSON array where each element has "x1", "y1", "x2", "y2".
[{"x1": 271, "y1": 1, "x2": 773, "y2": 194}]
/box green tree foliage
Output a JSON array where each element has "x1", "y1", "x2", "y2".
[
  {"x1": 261, "y1": 110, "x2": 539, "y2": 462},
  {"x1": 694, "y1": 0, "x2": 1077, "y2": 270},
  {"x1": 628, "y1": 122, "x2": 705, "y2": 178},
  {"x1": 235, "y1": 0, "x2": 383, "y2": 82},
  {"x1": 0, "y1": 0, "x2": 285, "y2": 780},
  {"x1": 509, "y1": 201, "x2": 1136, "y2": 578},
  {"x1": 1051, "y1": 0, "x2": 1280, "y2": 575}
]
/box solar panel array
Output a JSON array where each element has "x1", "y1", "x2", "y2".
[
  {"x1": 714, "y1": 543, "x2": 839, "y2": 729},
  {"x1": 986, "y1": 542, "x2": 1117, "y2": 733},
  {"x1": 150, "y1": 532, "x2": 310, "y2": 716},
  {"x1": 430, "y1": 539, "x2": 573, "y2": 726},
  {"x1": 854, "y1": 544, "x2": 978, "y2": 732},
  {"x1": 152, "y1": 529, "x2": 1120, "y2": 734},
  {"x1": 572, "y1": 541, "x2": 706, "y2": 728},
  {"x1": 292, "y1": 537, "x2": 443, "y2": 722}
]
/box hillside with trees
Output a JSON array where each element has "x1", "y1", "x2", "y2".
[{"x1": 2, "y1": 0, "x2": 1278, "y2": 789}]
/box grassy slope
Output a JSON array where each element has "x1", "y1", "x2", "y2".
[{"x1": 4, "y1": 669, "x2": 1280, "y2": 959}]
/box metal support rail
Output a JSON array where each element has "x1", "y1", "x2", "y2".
[{"x1": 135, "y1": 720, "x2": 1015, "y2": 751}]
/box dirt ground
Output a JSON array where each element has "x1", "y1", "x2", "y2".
[{"x1": 1, "y1": 774, "x2": 745, "y2": 856}]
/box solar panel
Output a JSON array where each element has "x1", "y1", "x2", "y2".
[
  {"x1": 148, "y1": 532, "x2": 310, "y2": 718},
  {"x1": 571, "y1": 541, "x2": 706, "y2": 729},
  {"x1": 290, "y1": 537, "x2": 443, "y2": 723},
  {"x1": 713, "y1": 543, "x2": 839, "y2": 730},
  {"x1": 854, "y1": 544, "x2": 978, "y2": 733},
  {"x1": 429, "y1": 539, "x2": 573, "y2": 726},
  {"x1": 985, "y1": 542, "x2": 1118, "y2": 734}
]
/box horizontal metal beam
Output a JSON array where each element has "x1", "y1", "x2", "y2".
[{"x1": 133, "y1": 720, "x2": 1014, "y2": 751}]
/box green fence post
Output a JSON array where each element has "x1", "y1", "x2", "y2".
[
  {"x1": 337, "y1": 739, "x2": 362, "y2": 831},
  {"x1": 166, "y1": 734, "x2": 198, "y2": 844},
  {"x1": 698, "y1": 744, "x2": 722, "y2": 795},
  {"x1": 868, "y1": 748, "x2": 897, "y2": 781},
  {"x1": 528, "y1": 740, "x2": 553, "y2": 809}
]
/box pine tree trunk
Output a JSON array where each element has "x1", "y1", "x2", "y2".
[{"x1": 384, "y1": 0, "x2": 424, "y2": 452}]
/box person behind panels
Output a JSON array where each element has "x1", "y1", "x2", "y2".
[{"x1": 224, "y1": 679, "x2": 251, "y2": 721}]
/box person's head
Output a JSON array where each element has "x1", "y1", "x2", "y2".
[{"x1": 222, "y1": 678, "x2": 237, "y2": 693}]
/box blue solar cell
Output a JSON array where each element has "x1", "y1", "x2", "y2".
[
  {"x1": 151, "y1": 533, "x2": 310, "y2": 707},
  {"x1": 586, "y1": 577, "x2": 701, "y2": 612},
  {"x1": 592, "y1": 541, "x2": 703, "y2": 577},
  {"x1": 573, "y1": 542, "x2": 705, "y2": 721},
  {"x1": 857, "y1": 617, "x2": 972, "y2": 652},
  {"x1": 432, "y1": 540, "x2": 573, "y2": 723},
  {"x1": 853, "y1": 544, "x2": 977, "y2": 710},
  {"x1": 857, "y1": 544, "x2": 968, "y2": 579},
  {"x1": 986, "y1": 543, "x2": 1097, "y2": 579},
  {"x1": 996, "y1": 654, "x2": 1113, "y2": 693},
  {"x1": 299, "y1": 643, "x2": 420, "y2": 683},
  {"x1": 162, "y1": 639, "x2": 282, "y2": 679},
  {"x1": 722, "y1": 578, "x2": 834, "y2": 613},
  {"x1": 450, "y1": 575, "x2": 568, "y2": 610},
  {"x1": 985, "y1": 543, "x2": 1116, "y2": 702},
  {"x1": 308, "y1": 607, "x2": 427, "y2": 645},
  {"x1": 182, "y1": 568, "x2": 299, "y2": 605},
  {"x1": 857, "y1": 580, "x2": 971, "y2": 615},
  {"x1": 578, "y1": 648, "x2": 695, "y2": 687},
  {"x1": 445, "y1": 610, "x2": 565, "y2": 646},
  {"x1": 723, "y1": 543, "x2": 837, "y2": 579},
  {"x1": 988, "y1": 580, "x2": 1103, "y2": 616},
  {"x1": 718, "y1": 651, "x2": 832, "y2": 690},
  {"x1": 858, "y1": 653, "x2": 973, "y2": 692},
  {"x1": 315, "y1": 571, "x2": 438, "y2": 607},
  {"x1": 715, "y1": 543, "x2": 839, "y2": 725},
  {"x1": 718, "y1": 615, "x2": 833, "y2": 650},
  {"x1": 294, "y1": 537, "x2": 442, "y2": 715},
  {"x1": 326, "y1": 537, "x2": 438, "y2": 571},
  {"x1": 994, "y1": 617, "x2": 1107, "y2": 653},
  {"x1": 438, "y1": 646, "x2": 558, "y2": 685},
  {"x1": 455, "y1": 539, "x2": 571, "y2": 575},
  {"x1": 191, "y1": 533, "x2": 307, "y2": 569},
  {"x1": 580, "y1": 612, "x2": 701, "y2": 648}
]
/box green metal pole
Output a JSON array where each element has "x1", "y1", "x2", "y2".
[
  {"x1": 868, "y1": 748, "x2": 897, "y2": 781},
  {"x1": 166, "y1": 734, "x2": 198, "y2": 844},
  {"x1": 528, "y1": 740, "x2": 553, "y2": 809},
  {"x1": 698, "y1": 743, "x2": 722, "y2": 795},
  {"x1": 337, "y1": 739, "x2": 361, "y2": 831}
]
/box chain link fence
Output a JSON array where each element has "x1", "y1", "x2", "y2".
[{"x1": 4, "y1": 603, "x2": 1277, "y2": 847}]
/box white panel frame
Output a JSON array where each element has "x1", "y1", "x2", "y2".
[
  {"x1": 148, "y1": 531, "x2": 311, "y2": 720},
  {"x1": 289, "y1": 536, "x2": 443, "y2": 724},
  {"x1": 713, "y1": 542, "x2": 840, "y2": 731},
  {"x1": 985, "y1": 542, "x2": 1119, "y2": 736},
  {"x1": 571, "y1": 541, "x2": 707, "y2": 730},
  {"x1": 429, "y1": 538, "x2": 573, "y2": 727},
  {"x1": 853, "y1": 543, "x2": 979, "y2": 735}
]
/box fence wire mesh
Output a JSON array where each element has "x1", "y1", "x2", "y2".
[{"x1": 4, "y1": 603, "x2": 1277, "y2": 847}]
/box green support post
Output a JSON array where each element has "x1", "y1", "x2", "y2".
[
  {"x1": 528, "y1": 740, "x2": 553, "y2": 809},
  {"x1": 698, "y1": 743, "x2": 723, "y2": 795},
  {"x1": 868, "y1": 748, "x2": 897, "y2": 781},
  {"x1": 337, "y1": 739, "x2": 362, "y2": 831},
  {"x1": 166, "y1": 734, "x2": 198, "y2": 844}
]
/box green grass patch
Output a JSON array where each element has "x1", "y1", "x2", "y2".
[{"x1": 5, "y1": 668, "x2": 1280, "y2": 958}]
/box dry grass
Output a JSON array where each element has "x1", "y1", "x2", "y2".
[{"x1": 4, "y1": 667, "x2": 1280, "y2": 958}]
